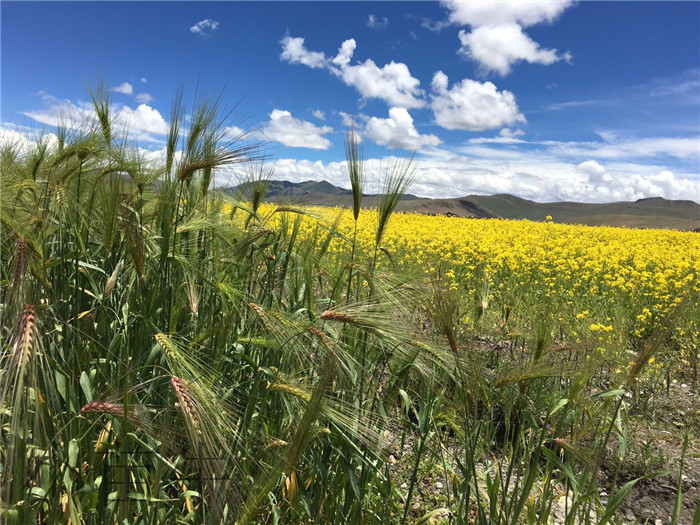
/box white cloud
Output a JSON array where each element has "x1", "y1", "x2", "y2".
[
  {"x1": 190, "y1": 19, "x2": 219, "y2": 37},
  {"x1": 499, "y1": 128, "x2": 525, "y2": 138},
  {"x1": 9, "y1": 114, "x2": 689, "y2": 203},
  {"x1": 280, "y1": 36, "x2": 327, "y2": 69},
  {"x1": 140, "y1": 77, "x2": 147, "y2": 83},
  {"x1": 261, "y1": 109, "x2": 333, "y2": 150},
  {"x1": 430, "y1": 71, "x2": 525, "y2": 131},
  {"x1": 338, "y1": 54, "x2": 425, "y2": 108},
  {"x1": 441, "y1": 0, "x2": 574, "y2": 76},
  {"x1": 281, "y1": 36, "x2": 425, "y2": 108},
  {"x1": 312, "y1": 109, "x2": 326, "y2": 120},
  {"x1": 576, "y1": 160, "x2": 609, "y2": 183},
  {"x1": 112, "y1": 82, "x2": 133, "y2": 95},
  {"x1": 134, "y1": 93, "x2": 154, "y2": 104},
  {"x1": 0, "y1": 125, "x2": 58, "y2": 154},
  {"x1": 210, "y1": 151, "x2": 699, "y2": 203},
  {"x1": 367, "y1": 14, "x2": 389, "y2": 30},
  {"x1": 547, "y1": 99, "x2": 609, "y2": 111},
  {"x1": 365, "y1": 107, "x2": 441, "y2": 150},
  {"x1": 24, "y1": 99, "x2": 93, "y2": 129},
  {"x1": 458, "y1": 25, "x2": 571, "y2": 76},
  {"x1": 22, "y1": 95, "x2": 168, "y2": 139},
  {"x1": 338, "y1": 112, "x2": 364, "y2": 142},
  {"x1": 468, "y1": 136, "x2": 526, "y2": 145},
  {"x1": 545, "y1": 136, "x2": 700, "y2": 161},
  {"x1": 441, "y1": 0, "x2": 574, "y2": 27},
  {"x1": 115, "y1": 104, "x2": 169, "y2": 135}
]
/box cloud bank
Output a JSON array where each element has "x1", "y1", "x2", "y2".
[
  {"x1": 261, "y1": 109, "x2": 333, "y2": 150},
  {"x1": 441, "y1": 0, "x2": 574, "y2": 75}
]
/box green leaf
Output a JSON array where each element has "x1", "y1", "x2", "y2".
[
  {"x1": 549, "y1": 398, "x2": 569, "y2": 417},
  {"x1": 80, "y1": 371, "x2": 93, "y2": 403},
  {"x1": 78, "y1": 260, "x2": 107, "y2": 275},
  {"x1": 591, "y1": 388, "x2": 625, "y2": 400},
  {"x1": 68, "y1": 439, "x2": 79, "y2": 469}
]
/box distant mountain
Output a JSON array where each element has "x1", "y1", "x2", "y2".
[{"x1": 223, "y1": 180, "x2": 700, "y2": 231}]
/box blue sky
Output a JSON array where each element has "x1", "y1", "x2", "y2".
[{"x1": 2, "y1": 1, "x2": 699, "y2": 202}]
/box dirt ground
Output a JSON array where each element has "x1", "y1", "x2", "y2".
[{"x1": 617, "y1": 380, "x2": 700, "y2": 524}]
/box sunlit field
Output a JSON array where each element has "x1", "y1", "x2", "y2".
[
  {"x1": 300, "y1": 207, "x2": 699, "y2": 381},
  {"x1": 1, "y1": 91, "x2": 698, "y2": 524}
]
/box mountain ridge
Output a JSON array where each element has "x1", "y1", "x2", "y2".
[{"x1": 224, "y1": 179, "x2": 700, "y2": 231}]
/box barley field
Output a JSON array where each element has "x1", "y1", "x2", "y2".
[{"x1": 1, "y1": 91, "x2": 698, "y2": 524}]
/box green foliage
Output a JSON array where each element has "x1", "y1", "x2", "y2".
[{"x1": 1, "y1": 84, "x2": 681, "y2": 525}]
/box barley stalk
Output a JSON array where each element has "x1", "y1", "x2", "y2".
[
  {"x1": 170, "y1": 376, "x2": 202, "y2": 435},
  {"x1": 155, "y1": 333, "x2": 178, "y2": 358},
  {"x1": 319, "y1": 310, "x2": 357, "y2": 325},
  {"x1": 268, "y1": 381, "x2": 311, "y2": 402},
  {"x1": 13, "y1": 304, "x2": 37, "y2": 371},
  {"x1": 81, "y1": 401, "x2": 125, "y2": 418},
  {"x1": 12, "y1": 238, "x2": 28, "y2": 286}
]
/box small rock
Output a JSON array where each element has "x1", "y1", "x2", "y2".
[
  {"x1": 400, "y1": 482, "x2": 408, "y2": 490},
  {"x1": 655, "y1": 520, "x2": 663, "y2": 525},
  {"x1": 625, "y1": 510, "x2": 635, "y2": 521},
  {"x1": 389, "y1": 455, "x2": 397, "y2": 464},
  {"x1": 435, "y1": 481, "x2": 443, "y2": 489},
  {"x1": 681, "y1": 383, "x2": 688, "y2": 389}
]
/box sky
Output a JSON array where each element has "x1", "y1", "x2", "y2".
[{"x1": 1, "y1": 1, "x2": 699, "y2": 203}]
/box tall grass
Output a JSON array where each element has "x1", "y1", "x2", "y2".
[{"x1": 1, "y1": 85, "x2": 689, "y2": 524}]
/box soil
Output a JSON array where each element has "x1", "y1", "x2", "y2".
[
  {"x1": 380, "y1": 368, "x2": 700, "y2": 524},
  {"x1": 617, "y1": 380, "x2": 700, "y2": 524}
]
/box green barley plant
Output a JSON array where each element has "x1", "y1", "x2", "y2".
[{"x1": 1, "y1": 82, "x2": 688, "y2": 525}]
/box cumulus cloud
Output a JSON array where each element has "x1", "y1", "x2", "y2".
[
  {"x1": 24, "y1": 98, "x2": 92, "y2": 129},
  {"x1": 115, "y1": 104, "x2": 169, "y2": 135},
  {"x1": 367, "y1": 14, "x2": 389, "y2": 30},
  {"x1": 576, "y1": 160, "x2": 610, "y2": 183},
  {"x1": 337, "y1": 52, "x2": 425, "y2": 108},
  {"x1": 280, "y1": 36, "x2": 327, "y2": 69},
  {"x1": 9, "y1": 112, "x2": 688, "y2": 203},
  {"x1": 441, "y1": 0, "x2": 574, "y2": 75},
  {"x1": 442, "y1": 0, "x2": 574, "y2": 27},
  {"x1": 0, "y1": 125, "x2": 58, "y2": 154},
  {"x1": 22, "y1": 94, "x2": 169, "y2": 139},
  {"x1": 312, "y1": 109, "x2": 326, "y2": 120},
  {"x1": 261, "y1": 109, "x2": 333, "y2": 150},
  {"x1": 222, "y1": 125, "x2": 251, "y2": 142},
  {"x1": 281, "y1": 36, "x2": 425, "y2": 108},
  {"x1": 430, "y1": 71, "x2": 525, "y2": 130},
  {"x1": 365, "y1": 107, "x2": 441, "y2": 149},
  {"x1": 135, "y1": 93, "x2": 154, "y2": 104},
  {"x1": 212, "y1": 150, "x2": 699, "y2": 203},
  {"x1": 338, "y1": 112, "x2": 363, "y2": 141},
  {"x1": 112, "y1": 82, "x2": 133, "y2": 95},
  {"x1": 499, "y1": 128, "x2": 525, "y2": 138},
  {"x1": 190, "y1": 19, "x2": 219, "y2": 37},
  {"x1": 458, "y1": 25, "x2": 571, "y2": 76}
]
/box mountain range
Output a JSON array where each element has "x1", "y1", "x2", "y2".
[{"x1": 225, "y1": 180, "x2": 700, "y2": 231}]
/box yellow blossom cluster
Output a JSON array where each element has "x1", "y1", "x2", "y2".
[{"x1": 254, "y1": 204, "x2": 699, "y2": 374}]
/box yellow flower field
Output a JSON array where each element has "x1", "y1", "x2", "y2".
[{"x1": 263, "y1": 204, "x2": 700, "y2": 377}]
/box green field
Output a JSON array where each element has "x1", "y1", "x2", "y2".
[{"x1": 2, "y1": 92, "x2": 698, "y2": 524}]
